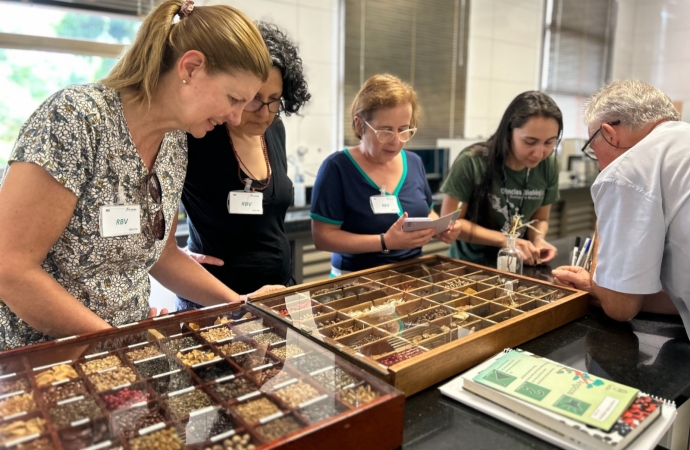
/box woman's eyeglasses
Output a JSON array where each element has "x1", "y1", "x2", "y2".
[
  {"x1": 364, "y1": 120, "x2": 417, "y2": 143},
  {"x1": 143, "y1": 172, "x2": 165, "y2": 244},
  {"x1": 243, "y1": 98, "x2": 282, "y2": 113}
]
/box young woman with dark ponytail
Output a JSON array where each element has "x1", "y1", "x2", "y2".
[{"x1": 438, "y1": 91, "x2": 563, "y2": 267}]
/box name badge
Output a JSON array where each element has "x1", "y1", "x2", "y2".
[
  {"x1": 99, "y1": 205, "x2": 142, "y2": 237},
  {"x1": 370, "y1": 195, "x2": 400, "y2": 214},
  {"x1": 228, "y1": 191, "x2": 263, "y2": 215}
]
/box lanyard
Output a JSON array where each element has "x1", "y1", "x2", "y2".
[{"x1": 500, "y1": 167, "x2": 531, "y2": 218}]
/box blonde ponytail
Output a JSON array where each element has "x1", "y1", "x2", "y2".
[{"x1": 102, "y1": 0, "x2": 271, "y2": 107}]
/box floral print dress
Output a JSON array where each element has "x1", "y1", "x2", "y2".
[{"x1": 0, "y1": 84, "x2": 187, "y2": 350}]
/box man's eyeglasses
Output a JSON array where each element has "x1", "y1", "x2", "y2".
[
  {"x1": 244, "y1": 98, "x2": 282, "y2": 114},
  {"x1": 364, "y1": 120, "x2": 417, "y2": 143},
  {"x1": 581, "y1": 120, "x2": 621, "y2": 161},
  {"x1": 143, "y1": 172, "x2": 165, "y2": 244}
]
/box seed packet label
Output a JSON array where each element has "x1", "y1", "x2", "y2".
[
  {"x1": 128, "y1": 342, "x2": 147, "y2": 348},
  {"x1": 4, "y1": 411, "x2": 27, "y2": 421},
  {"x1": 138, "y1": 422, "x2": 165, "y2": 436},
  {"x1": 51, "y1": 379, "x2": 70, "y2": 387},
  {"x1": 129, "y1": 401, "x2": 147, "y2": 409},
  {"x1": 248, "y1": 328, "x2": 271, "y2": 335},
  {"x1": 216, "y1": 337, "x2": 234, "y2": 344},
  {"x1": 57, "y1": 395, "x2": 84, "y2": 406},
  {"x1": 56, "y1": 335, "x2": 77, "y2": 343},
  {"x1": 298, "y1": 394, "x2": 329, "y2": 409},
  {"x1": 168, "y1": 386, "x2": 195, "y2": 397},
  {"x1": 270, "y1": 340, "x2": 288, "y2": 347},
  {"x1": 0, "y1": 373, "x2": 16, "y2": 380},
  {"x1": 70, "y1": 418, "x2": 90, "y2": 427},
  {"x1": 152, "y1": 369, "x2": 180, "y2": 379},
  {"x1": 112, "y1": 383, "x2": 131, "y2": 390},
  {"x1": 228, "y1": 191, "x2": 263, "y2": 215},
  {"x1": 83, "y1": 441, "x2": 113, "y2": 450},
  {"x1": 200, "y1": 303, "x2": 227, "y2": 310},
  {"x1": 97, "y1": 366, "x2": 118, "y2": 374},
  {"x1": 0, "y1": 390, "x2": 24, "y2": 401},
  {"x1": 190, "y1": 406, "x2": 217, "y2": 418},
  {"x1": 236, "y1": 391, "x2": 261, "y2": 402},
  {"x1": 211, "y1": 430, "x2": 236, "y2": 442},
  {"x1": 116, "y1": 322, "x2": 138, "y2": 329},
  {"x1": 214, "y1": 375, "x2": 235, "y2": 384},
  {"x1": 34, "y1": 360, "x2": 72, "y2": 371},
  {"x1": 273, "y1": 379, "x2": 298, "y2": 390},
  {"x1": 180, "y1": 344, "x2": 203, "y2": 352},
  {"x1": 231, "y1": 349, "x2": 256, "y2": 357},
  {"x1": 309, "y1": 366, "x2": 334, "y2": 376},
  {"x1": 259, "y1": 411, "x2": 284, "y2": 424},
  {"x1": 252, "y1": 363, "x2": 273, "y2": 372},
  {"x1": 152, "y1": 314, "x2": 174, "y2": 321},
  {"x1": 4, "y1": 433, "x2": 40, "y2": 447}
]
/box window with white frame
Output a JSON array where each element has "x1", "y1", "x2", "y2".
[{"x1": 0, "y1": 2, "x2": 143, "y2": 166}]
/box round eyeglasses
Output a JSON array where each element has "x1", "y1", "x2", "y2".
[
  {"x1": 244, "y1": 98, "x2": 282, "y2": 114},
  {"x1": 364, "y1": 120, "x2": 417, "y2": 143}
]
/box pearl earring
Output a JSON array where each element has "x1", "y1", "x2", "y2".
[{"x1": 182, "y1": 79, "x2": 187, "y2": 84}]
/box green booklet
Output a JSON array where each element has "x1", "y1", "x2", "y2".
[{"x1": 472, "y1": 349, "x2": 638, "y2": 431}]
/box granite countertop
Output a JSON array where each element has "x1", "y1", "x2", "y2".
[{"x1": 403, "y1": 236, "x2": 690, "y2": 449}]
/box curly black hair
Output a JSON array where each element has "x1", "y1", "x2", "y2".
[{"x1": 256, "y1": 22, "x2": 311, "y2": 116}]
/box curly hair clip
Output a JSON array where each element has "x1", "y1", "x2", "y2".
[{"x1": 172, "y1": 0, "x2": 194, "y2": 24}]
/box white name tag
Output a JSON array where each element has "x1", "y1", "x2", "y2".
[
  {"x1": 370, "y1": 195, "x2": 400, "y2": 214},
  {"x1": 99, "y1": 205, "x2": 141, "y2": 237},
  {"x1": 227, "y1": 191, "x2": 263, "y2": 215}
]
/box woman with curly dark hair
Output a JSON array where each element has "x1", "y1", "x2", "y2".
[{"x1": 176, "y1": 22, "x2": 311, "y2": 310}]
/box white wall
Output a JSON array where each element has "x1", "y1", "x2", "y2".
[
  {"x1": 612, "y1": 0, "x2": 690, "y2": 107},
  {"x1": 199, "y1": 0, "x2": 341, "y2": 186},
  {"x1": 464, "y1": 0, "x2": 545, "y2": 140}
]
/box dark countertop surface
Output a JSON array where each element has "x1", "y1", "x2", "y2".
[{"x1": 402, "y1": 236, "x2": 690, "y2": 449}]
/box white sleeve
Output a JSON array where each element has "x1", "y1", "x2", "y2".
[{"x1": 592, "y1": 180, "x2": 664, "y2": 294}]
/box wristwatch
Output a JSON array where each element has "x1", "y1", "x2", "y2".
[{"x1": 380, "y1": 233, "x2": 390, "y2": 254}]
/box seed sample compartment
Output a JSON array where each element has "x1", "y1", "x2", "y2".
[
  {"x1": 251, "y1": 255, "x2": 588, "y2": 395},
  {"x1": 0, "y1": 305, "x2": 403, "y2": 450}
]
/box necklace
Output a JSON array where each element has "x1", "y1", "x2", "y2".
[{"x1": 227, "y1": 126, "x2": 271, "y2": 192}]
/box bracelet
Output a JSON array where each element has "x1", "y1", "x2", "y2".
[{"x1": 380, "y1": 233, "x2": 390, "y2": 254}]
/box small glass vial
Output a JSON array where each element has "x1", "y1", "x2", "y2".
[{"x1": 497, "y1": 233, "x2": 523, "y2": 275}]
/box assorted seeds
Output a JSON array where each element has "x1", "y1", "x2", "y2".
[{"x1": 0, "y1": 267, "x2": 568, "y2": 449}]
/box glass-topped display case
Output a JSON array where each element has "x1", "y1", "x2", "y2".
[
  {"x1": 0, "y1": 306, "x2": 404, "y2": 450},
  {"x1": 250, "y1": 256, "x2": 588, "y2": 395}
]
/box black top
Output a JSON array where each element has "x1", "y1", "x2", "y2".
[{"x1": 182, "y1": 118, "x2": 293, "y2": 295}]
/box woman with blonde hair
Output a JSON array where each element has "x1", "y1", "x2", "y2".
[
  {"x1": 311, "y1": 74, "x2": 437, "y2": 276},
  {"x1": 0, "y1": 0, "x2": 277, "y2": 350}
]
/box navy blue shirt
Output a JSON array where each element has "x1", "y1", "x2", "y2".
[{"x1": 310, "y1": 149, "x2": 433, "y2": 272}]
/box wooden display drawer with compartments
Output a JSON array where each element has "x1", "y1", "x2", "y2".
[
  {"x1": 250, "y1": 255, "x2": 588, "y2": 396},
  {"x1": 0, "y1": 306, "x2": 404, "y2": 450}
]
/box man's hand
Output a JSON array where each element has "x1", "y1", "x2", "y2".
[{"x1": 552, "y1": 266, "x2": 592, "y2": 292}]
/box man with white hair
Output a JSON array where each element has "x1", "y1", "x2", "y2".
[{"x1": 552, "y1": 80, "x2": 687, "y2": 336}]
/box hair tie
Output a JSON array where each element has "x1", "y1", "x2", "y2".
[{"x1": 173, "y1": 0, "x2": 194, "y2": 23}]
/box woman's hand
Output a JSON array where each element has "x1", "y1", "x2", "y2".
[
  {"x1": 384, "y1": 213, "x2": 436, "y2": 250},
  {"x1": 147, "y1": 307, "x2": 169, "y2": 318},
  {"x1": 515, "y1": 238, "x2": 540, "y2": 266},
  {"x1": 244, "y1": 285, "x2": 286, "y2": 303},
  {"x1": 438, "y1": 220, "x2": 462, "y2": 244},
  {"x1": 532, "y1": 237, "x2": 557, "y2": 264},
  {"x1": 184, "y1": 248, "x2": 224, "y2": 266},
  {"x1": 552, "y1": 266, "x2": 592, "y2": 292}
]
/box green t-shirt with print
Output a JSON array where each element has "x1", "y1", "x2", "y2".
[{"x1": 440, "y1": 144, "x2": 560, "y2": 266}]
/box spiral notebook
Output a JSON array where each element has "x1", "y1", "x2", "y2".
[{"x1": 440, "y1": 349, "x2": 677, "y2": 450}]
